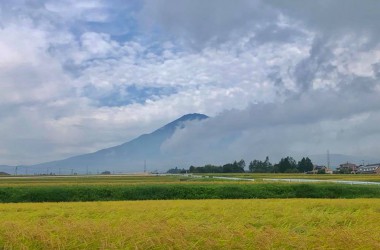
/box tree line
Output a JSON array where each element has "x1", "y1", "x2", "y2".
[{"x1": 167, "y1": 156, "x2": 315, "y2": 174}]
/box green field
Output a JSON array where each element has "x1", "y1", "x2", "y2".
[
  {"x1": 1, "y1": 174, "x2": 380, "y2": 202},
  {"x1": 2, "y1": 183, "x2": 380, "y2": 202}
]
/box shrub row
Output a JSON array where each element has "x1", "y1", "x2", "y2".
[{"x1": 1, "y1": 183, "x2": 380, "y2": 203}]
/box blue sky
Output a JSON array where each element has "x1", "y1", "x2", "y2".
[{"x1": 1, "y1": 0, "x2": 380, "y2": 165}]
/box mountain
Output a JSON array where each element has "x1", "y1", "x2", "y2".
[
  {"x1": 0, "y1": 171, "x2": 10, "y2": 176},
  {"x1": 29, "y1": 113, "x2": 209, "y2": 174},
  {"x1": 0, "y1": 165, "x2": 13, "y2": 174}
]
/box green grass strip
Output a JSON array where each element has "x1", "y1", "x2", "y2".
[{"x1": 1, "y1": 183, "x2": 380, "y2": 203}]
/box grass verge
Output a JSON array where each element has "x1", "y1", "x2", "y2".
[{"x1": 1, "y1": 183, "x2": 380, "y2": 202}]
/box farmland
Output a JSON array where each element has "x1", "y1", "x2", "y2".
[
  {"x1": 205, "y1": 173, "x2": 380, "y2": 182},
  {"x1": 1, "y1": 173, "x2": 380, "y2": 187},
  {"x1": 1, "y1": 174, "x2": 380, "y2": 249},
  {"x1": 1, "y1": 199, "x2": 380, "y2": 249},
  {"x1": 1, "y1": 174, "x2": 380, "y2": 202}
]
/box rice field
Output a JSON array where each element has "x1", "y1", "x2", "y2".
[
  {"x1": 1, "y1": 173, "x2": 380, "y2": 187},
  {"x1": 207, "y1": 173, "x2": 380, "y2": 182},
  {"x1": 1, "y1": 174, "x2": 380, "y2": 249},
  {"x1": 1, "y1": 199, "x2": 380, "y2": 249},
  {"x1": 0, "y1": 175, "x2": 187, "y2": 187},
  {"x1": 2, "y1": 174, "x2": 380, "y2": 202}
]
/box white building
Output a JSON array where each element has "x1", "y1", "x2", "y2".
[{"x1": 358, "y1": 164, "x2": 380, "y2": 174}]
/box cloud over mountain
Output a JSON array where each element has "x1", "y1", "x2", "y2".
[{"x1": 0, "y1": 1, "x2": 379, "y2": 165}]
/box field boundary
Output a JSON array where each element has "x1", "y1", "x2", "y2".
[{"x1": 264, "y1": 178, "x2": 380, "y2": 185}]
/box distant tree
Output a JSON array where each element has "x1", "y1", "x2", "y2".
[
  {"x1": 264, "y1": 156, "x2": 271, "y2": 166},
  {"x1": 338, "y1": 168, "x2": 350, "y2": 174},
  {"x1": 222, "y1": 163, "x2": 233, "y2": 173},
  {"x1": 249, "y1": 160, "x2": 261, "y2": 173},
  {"x1": 204, "y1": 164, "x2": 223, "y2": 173},
  {"x1": 249, "y1": 157, "x2": 273, "y2": 173},
  {"x1": 167, "y1": 167, "x2": 178, "y2": 174},
  {"x1": 167, "y1": 167, "x2": 187, "y2": 174},
  {"x1": 189, "y1": 166, "x2": 195, "y2": 173},
  {"x1": 184, "y1": 160, "x2": 247, "y2": 174},
  {"x1": 275, "y1": 157, "x2": 297, "y2": 173},
  {"x1": 188, "y1": 164, "x2": 223, "y2": 173},
  {"x1": 237, "y1": 159, "x2": 246, "y2": 170},
  {"x1": 297, "y1": 157, "x2": 314, "y2": 173},
  {"x1": 317, "y1": 169, "x2": 326, "y2": 174},
  {"x1": 284, "y1": 168, "x2": 299, "y2": 173},
  {"x1": 222, "y1": 160, "x2": 245, "y2": 173}
]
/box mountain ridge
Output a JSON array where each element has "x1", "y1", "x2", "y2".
[
  {"x1": 28, "y1": 113, "x2": 209, "y2": 173},
  {"x1": 2, "y1": 113, "x2": 379, "y2": 174}
]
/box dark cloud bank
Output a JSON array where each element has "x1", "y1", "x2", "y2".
[{"x1": 157, "y1": 0, "x2": 380, "y2": 165}]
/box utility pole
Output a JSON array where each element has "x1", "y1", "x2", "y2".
[
  {"x1": 144, "y1": 160, "x2": 146, "y2": 173},
  {"x1": 15, "y1": 166, "x2": 18, "y2": 176},
  {"x1": 327, "y1": 150, "x2": 330, "y2": 169},
  {"x1": 70, "y1": 169, "x2": 74, "y2": 175}
]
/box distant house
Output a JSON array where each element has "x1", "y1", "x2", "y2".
[
  {"x1": 308, "y1": 165, "x2": 333, "y2": 174},
  {"x1": 358, "y1": 164, "x2": 380, "y2": 174},
  {"x1": 324, "y1": 168, "x2": 333, "y2": 174},
  {"x1": 337, "y1": 162, "x2": 358, "y2": 174}
]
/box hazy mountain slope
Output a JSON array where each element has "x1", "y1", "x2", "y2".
[
  {"x1": 0, "y1": 165, "x2": 13, "y2": 175},
  {"x1": 29, "y1": 113, "x2": 208, "y2": 173}
]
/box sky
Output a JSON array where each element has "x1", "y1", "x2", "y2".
[{"x1": 1, "y1": 0, "x2": 380, "y2": 165}]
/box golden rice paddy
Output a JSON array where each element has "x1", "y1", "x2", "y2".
[{"x1": 1, "y1": 199, "x2": 380, "y2": 249}]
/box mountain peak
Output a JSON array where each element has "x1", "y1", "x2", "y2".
[
  {"x1": 161, "y1": 113, "x2": 208, "y2": 131},
  {"x1": 175, "y1": 113, "x2": 209, "y2": 122}
]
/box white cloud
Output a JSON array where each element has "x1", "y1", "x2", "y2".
[
  {"x1": 161, "y1": 86, "x2": 380, "y2": 165},
  {"x1": 0, "y1": 0, "x2": 379, "y2": 167},
  {"x1": 0, "y1": 21, "x2": 72, "y2": 107},
  {"x1": 44, "y1": 0, "x2": 109, "y2": 22}
]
